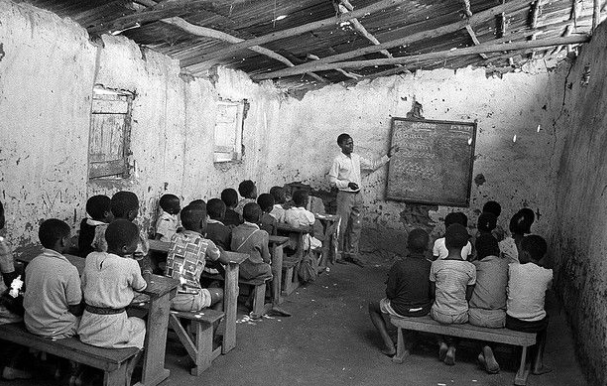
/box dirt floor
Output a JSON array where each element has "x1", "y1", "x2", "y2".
[{"x1": 4, "y1": 251, "x2": 587, "y2": 386}]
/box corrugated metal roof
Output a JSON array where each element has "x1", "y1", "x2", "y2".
[{"x1": 17, "y1": 0, "x2": 603, "y2": 90}]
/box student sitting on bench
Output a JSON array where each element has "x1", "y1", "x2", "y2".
[
  {"x1": 235, "y1": 180, "x2": 257, "y2": 217},
  {"x1": 506, "y1": 235, "x2": 552, "y2": 375},
  {"x1": 429, "y1": 223, "x2": 476, "y2": 366},
  {"x1": 205, "y1": 198, "x2": 232, "y2": 251},
  {"x1": 78, "y1": 195, "x2": 112, "y2": 258},
  {"x1": 269, "y1": 186, "x2": 287, "y2": 223},
  {"x1": 165, "y1": 204, "x2": 231, "y2": 312},
  {"x1": 231, "y1": 203, "x2": 272, "y2": 282},
  {"x1": 468, "y1": 234, "x2": 509, "y2": 374},
  {"x1": 91, "y1": 191, "x2": 152, "y2": 275},
  {"x1": 154, "y1": 194, "x2": 181, "y2": 242},
  {"x1": 78, "y1": 220, "x2": 148, "y2": 349},
  {"x1": 368, "y1": 228, "x2": 432, "y2": 357},
  {"x1": 221, "y1": 188, "x2": 241, "y2": 227},
  {"x1": 24, "y1": 219, "x2": 82, "y2": 340},
  {"x1": 432, "y1": 212, "x2": 472, "y2": 260},
  {"x1": 284, "y1": 190, "x2": 322, "y2": 252}
]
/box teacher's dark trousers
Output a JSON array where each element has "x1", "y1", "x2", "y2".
[{"x1": 336, "y1": 190, "x2": 363, "y2": 258}]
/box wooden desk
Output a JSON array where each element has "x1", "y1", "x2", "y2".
[
  {"x1": 17, "y1": 248, "x2": 178, "y2": 386},
  {"x1": 314, "y1": 213, "x2": 340, "y2": 269},
  {"x1": 148, "y1": 239, "x2": 245, "y2": 353},
  {"x1": 276, "y1": 224, "x2": 311, "y2": 295},
  {"x1": 268, "y1": 235, "x2": 289, "y2": 305}
]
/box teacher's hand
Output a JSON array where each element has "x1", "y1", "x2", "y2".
[
  {"x1": 347, "y1": 182, "x2": 359, "y2": 190},
  {"x1": 388, "y1": 145, "x2": 400, "y2": 158}
]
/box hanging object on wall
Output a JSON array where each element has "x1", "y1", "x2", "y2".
[{"x1": 513, "y1": 134, "x2": 517, "y2": 142}]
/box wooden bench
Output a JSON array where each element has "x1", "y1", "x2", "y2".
[
  {"x1": 168, "y1": 308, "x2": 225, "y2": 375},
  {"x1": 0, "y1": 322, "x2": 140, "y2": 386},
  {"x1": 276, "y1": 223, "x2": 311, "y2": 296},
  {"x1": 390, "y1": 315, "x2": 537, "y2": 386}
]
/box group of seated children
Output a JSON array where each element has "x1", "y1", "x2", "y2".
[{"x1": 369, "y1": 201, "x2": 552, "y2": 377}]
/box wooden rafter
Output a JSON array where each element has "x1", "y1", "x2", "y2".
[
  {"x1": 88, "y1": 0, "x2": 221, "y2": 35},
  {"x1": 252, "y1": 35, "x2": 590, "y2": 80},
  {"x1": 162, "y1": 18, "x2": 328, "y2": 83},
  {"x1": 460, "y1": 0, "x2": 488, "y2": 61},
  {"x1": 253, "y1": 0, "x2": 532, "y2": 80},
  {"x1": 195, "y1": 0, "x2": 407, "y2": 66}
]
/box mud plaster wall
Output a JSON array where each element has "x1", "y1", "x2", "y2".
[
  {"x1": 271, "y1": 66, "x2": 570, "y2": 253},
  {"x1": 0, "y1": 1, "x2": 283, "y2": 249},
  {"x1": 554, "y1": 20, "x2": 607, "y2": 386}
]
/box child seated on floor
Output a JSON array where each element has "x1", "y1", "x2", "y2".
[
  {"x1": 154, "y1": 194, "x2": 181, "y2": 242},
  {"x1": 506, "y1": 235, "x2": 552, "y2": 375},
  {"x1": 165, "y1": 205, "x2": 231, "y2": 312},
  {"x1": 430, "y1": 223, "x2": 476, "y2": 366},
  {"x1": 235, "y1": 180, "x2": 258, "y2": 217},
  {"x1": 499, "y1": 209, "x2": 535, "y2": 263},
  {"x1": 78, "y1": 195, "x2": 113, "y2": 257},
  {"x1": 432, "y1": 212, "x2": 472, "y2": 260},
  {"x1": 257, "y1": 193, "x2": 277, "y2": 236},
  {"x1": 231, "y1": 203, "x2": 273, "y2": 282},
  {"x1": 368, "y1": 228, "x2": 432, "y2": 357},
  {"x1": 91, "y1": 191, "x2": 152, "y2": 275},
  {"x1": 205, "y1": 198, "x2": 232, "y2": 251},
  {"x1": 468, "y1": 234, "x2": 509, "y2": 374},
  {"x1": 78, "y1": 219, "x2": 148, "y2": 351},
  {"x1": 24, "y1": 219, "x2": 82, "y2": 339},
  {"x1": 284, "y1": 190, "x2": 322, "y2": 251},
  {"x1": 269, "y1": 186, "x2": 287, "y2": 223},
  {"x1": 221, "y1": 188, "x2": 242, "y2": 227}
]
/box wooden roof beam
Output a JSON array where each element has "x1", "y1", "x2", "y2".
[
  {"x1": 89, "y1": 0, "x2": 221, "y2": 35},
  {"x1": 252, "y1": 35, "x2": 590, "y2": 80},
  {"x1": 196, "y1": 0, "x2": 407, "y2": 65},
  {"x1": 163, "y1": 18, "x2": 327, "y2": 83},
  {"x1": 253, "y1": 0, "x2": 532, "y2": 81}
]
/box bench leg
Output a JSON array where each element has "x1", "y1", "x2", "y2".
[
  {"x1": 104, "y1": 366, "x2": 128, "y2": 386},
  {"x1": 191, "y1": 320, "x2": 214, "y2": 376},
  {"x1": 282, "y1": 267, "x2": 298, "y2": 296},
  {"x1": 514, "y1": 346, "x2": 530, "y2": 386},
  {"x1": 251, "y1": 283, "x2": 267, "y2": 319},
  {"x1": 392, "y1": 327, "x2": 409, "y2": 364}
]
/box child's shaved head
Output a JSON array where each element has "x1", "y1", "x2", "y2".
[{"x1": 407, "y1": 228, "x2": 429, "y2": 253}]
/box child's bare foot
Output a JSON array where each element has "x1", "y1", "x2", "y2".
[
  {"x1": 444, "y1": 346, "x2": 456, "y2": 366},
  {"x1": 532, "y1": 365, "x2": 552, "y2": 375},
  {"x1": 482, "y1": 346, "x2": 500, "y2": 374},
  {"x1": 438, "y1": 342, "x2": 448, "y2": 361},
  {"x1": 381, "y1": 347, "x2": 396, "y2": 357}
]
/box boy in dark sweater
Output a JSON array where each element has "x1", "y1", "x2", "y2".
[
  {"x1": 78, "y1": 195, "x2": 113, "y2": 257},
  {"x1": 205, "y1": 198, "x2": 232, "y2": 250},
  {"x1": 368, "y1": 228, "x2": 432, "y2": 356}
]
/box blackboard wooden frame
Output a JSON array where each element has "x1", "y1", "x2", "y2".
[{"x1": 386, "y1": 117, "x2": 477, "y2": 207}]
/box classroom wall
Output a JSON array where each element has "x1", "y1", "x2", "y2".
[
  {"x1": 553, "y1": 21, "x2": 607, "y2": 386},
  {"x1": 270, "y1": 65, "x2": 570, "y2": 253},
  {"x1": 0, "y1": 0, "x2": 283, "y2": 249}
]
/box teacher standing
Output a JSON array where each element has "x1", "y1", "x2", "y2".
[{"x1": 328, "y1": 133, "x2": 396, "y2": 267}]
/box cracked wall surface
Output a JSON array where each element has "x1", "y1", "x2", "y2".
[
  {"x1": 0, "y1": 0, "x2": 283, "y2": 250},
  {"x1": 553, "y1": 21, "x2": 607, "y2": 386}
]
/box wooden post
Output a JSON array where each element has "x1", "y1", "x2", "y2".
[{"x1": 593, "y1": 0, "x2": 601, "y2": 32}]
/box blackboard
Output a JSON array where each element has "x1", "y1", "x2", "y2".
[{"x1": 386, "y1": 118, "x2": 477, "y2": 207}]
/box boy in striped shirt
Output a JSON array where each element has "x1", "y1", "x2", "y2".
[{"x1": 429, "y1": 223, "x2": 476, "y2": 366}]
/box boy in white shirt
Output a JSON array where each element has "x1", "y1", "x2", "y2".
[
  {"x1": 284, "y1": 190, "x2": 321, "y2": 251},
  {"x1": 432, "y1": 212, "x2": 472, "y2": 260},
  {"x1": 505, "y1": 235, "x2": 552, "y2": 375}
]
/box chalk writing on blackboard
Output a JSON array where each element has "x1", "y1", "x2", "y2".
[{"x1": 386, "y1": 118, "x2": 477, "y2": 207}]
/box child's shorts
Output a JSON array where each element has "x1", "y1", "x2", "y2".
[
  {"x1": 430, "y1": 307, "x2": 468, "y2": 324},
  {"x1": 171, "y1": 290, "x2": 212, "y2": 312},
  {"x1": 379, "y1": 298, "x2": 429, "y2": 317},
  {"x1": 506, "y1": 314, "x2": 549, "y2": 333},
  {"x1": 468, "y1": 308, "x2": 506, "y2": 328}
]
